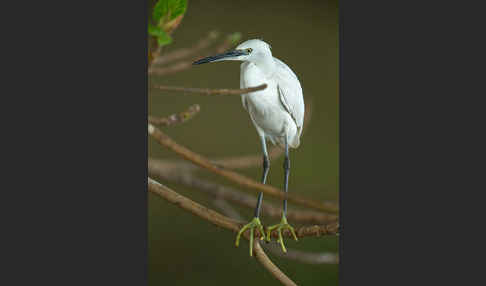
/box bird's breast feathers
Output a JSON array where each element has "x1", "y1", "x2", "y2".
[{"x1": 239, "y1": 58, "x2": 305, "y2": 144}]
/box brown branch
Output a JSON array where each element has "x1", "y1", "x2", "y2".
[
  {"x1": 143, "y1": 98, "x2": 309, "y2": 169},
  {"x1": 264, "y1": 243, "x2": 339, "y2": 265},
  {"x1": 148, "y1": 124, "x2": 338, "y2": 213},
  {"x1": 148, "y1": 179, "x2": 298, "y2": 285},
  {"x1": 152, "y1": 31, "x2": 220, "y2": 66},
  {"x1": 145, "y1": 99, "x2": 316, "y2": 184},
  {"x1": 253, "y1": 241, "x2": 298, "y2": 286},
  {"x1": 148, "y1": 177, "x2": 331, "y2": 286},
  {"x1": 148, "y1": 162, "x2": 337, "y2": 224},
  {"x1": 147, "y1": 158, "x2": 195, "y2": 173},
  {"x1": 148, "y1": 40, "x2": 163, "y2": 67},
  {"x1": 148, "y1": 177, "x2": 239, "y2": 232},
  {"x1": 149, "y1": 33, "x2": 238, "y2": 76},
  {"x1": 147, "y1": 177, "x2": 338, "y2": 239},
  {"x1": 149, "y1": 61, "x2": 193, "y2": 76},
  {"x1": 211, "y1": 144, "x2": 283, "y2": 169},
  {"x1": 211, "y1": 196, "x2": 338, "y2": 265},
  {"x1": 151, "y1": 84, "x2": 268, "y2": 96},
  {"x1": 148, "y1": 104, "x2": 200, "y2": 126}
]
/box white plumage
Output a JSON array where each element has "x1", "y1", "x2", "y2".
[
  {"x1": 192, "y1": 39, "x2": 304, "y2": 255},
  {"x1": 238, "y1": 40, "x2": 305, "y2": 149}
]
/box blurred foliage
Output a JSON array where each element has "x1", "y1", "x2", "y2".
[
  {"x1": 148, "y1": 0, "x2": 188, "y2": 46},
  {"x1": 228, "y1": 32, "x2": 243, "y2": 45}
]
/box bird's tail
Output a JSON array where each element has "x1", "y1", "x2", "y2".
[
  {"x1": 274, "y1": 125, "x2": 302, "y2": 149},
  {"x1": 289, "y1": 124, "x2": 303, "y2": 148},
  {"x1": 289, "y1": 132, "x2": 301, "y2": 148},
  {"x1": 276, "y1": 131, "x2": 301, "y2": 149}
]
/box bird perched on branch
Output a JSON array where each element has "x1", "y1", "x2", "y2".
[{"x1": 193, "y1": 39, "x2": 305, "y2": 256}]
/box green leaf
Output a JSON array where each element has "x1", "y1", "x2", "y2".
[
  {"x1": 157, "y1": 33, "x2": 172, "y2": 46},
  {"x1": 166, "y1": 0, "x2": 187, "y2": 20},
  {"x1": 148, "y1": 23, "x2": 172, "y2": 46},
  {"x1": 150, "y1": 0, "x2": 187, "y2": 47},
  {"x1": 152, "y1": 0, "x2": 187, "y2": 23},
  {"x1": 152, "y1": 0, "x2": 167, "y2": 23}
]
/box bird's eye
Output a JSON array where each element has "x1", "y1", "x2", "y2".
[{"x1": 247, "y1": 48, "x2": 253, "y2": 53}]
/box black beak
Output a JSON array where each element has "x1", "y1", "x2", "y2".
[{"x1": 192, "y1": 49, "x2": 248, "y2": 65}]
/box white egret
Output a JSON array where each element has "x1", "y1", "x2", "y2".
[{"x1": 193, "y1": 39, "x2": 305, "y2": 256}]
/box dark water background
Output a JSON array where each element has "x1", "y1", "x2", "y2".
[{"x1": 149, "y1": 0, "x2": 339, "y2": 284}]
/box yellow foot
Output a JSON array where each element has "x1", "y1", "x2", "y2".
[
  {"x1": 265, "y1": 215, "x2": 298, "y2": 253},
  {"x1": 235, "y1": 217, "x2": 265, "y2": 256}
]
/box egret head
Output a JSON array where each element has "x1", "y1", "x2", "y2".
[{"x1": 192, "y1": 39, "x2": 272, "y2": 65}]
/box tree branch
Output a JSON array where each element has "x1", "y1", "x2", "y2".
[
  {"x1": 148, "y1": 61, "x2": 194, "y2": 76},
  {"x1": 211, "y1": 146, "x2": 284, "y2": 169},
  {"x1": 148, "y1": 163, "x2": 337, "y2": 224},
  {"x1": 212, "y1": 196, "x2": 338, "y2": 265},
  {"x1": 264, "y1": 244, "x2": 339, "y2": 265},
  {"x1": 148, "y1": 177, "x2": 333, "y2": 286},
  {"x1": 148, "y1": 123, "x2": 338, "y2": 214},
  {"x1": 148, "y1": 104, "x2": 201, "y2": 126},
  {"x1": 151, "y1": 84, "x2": 267, "y2": 96},
  {"x1": 253, "y1": 241, "x2": 298, "y2": 286},
  {"x1": 147, "y1": 177, "x2": 338, "y2": 239},
  {"x1": 148, "y1": 30, "x2": 338, "y2": 284},
  {"x1": 149, "y1": 32, "x2": 239, "y2": 76},
  {"x1": 146, "y1": 98, "x2": 314, "y2": 177},
  {"x1": 148, "y1": 177, "x2": 239, "y2": 232},
  {"x1": 152, "y1": 31, "x2": 220, "y2": 66}
]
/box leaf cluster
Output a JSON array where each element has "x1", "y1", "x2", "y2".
[{"x1": 148, "y1": 0, "x2": 187, "y2": 46}]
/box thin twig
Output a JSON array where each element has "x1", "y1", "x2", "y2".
[
  {"x1": 148, "y1": 163, "x2": 338, "y2": 224},
  {"x1": 211, "y1": 147, "x2": 284, "y2": 169},
  {"x1": 253, "y1": 241, "x2": 298, "y2": 286},
  {"x1": 149, "y1": 41, "x2": 163, "y2": 67},
  {"x1": 148, "y1": 124, "x2": 338, "y2": 213},
  {"x1": 148, "y1": 104, "x2": 201, "y2": 126},
  {"x1": 153, "y1": 31, "x2": 220, "y2": 66},
  {"x1": 151, "y1": 84, "x2": 268, "y2": 96},
  {"x1": 144, "y1": 145, "x2": 282, "y2": 173},
  {"x1": 149, "y1": 61, "x2": 193, "y2": 76},
  {"x1": 148, "y1": 177, "x2": 239, "y2": 232},
  {"x1": 212, "y1": 197, "x2": 338, "y2": 265},
  {"x1": 265, "y1": 244, "x2": 339, "y2": 264},
  {"x1": 149, "y1": 33, "x2": 238, "y2": 76},
  {"x1": 149, "y1": 178, "x2": 298, "y2": 285},
  {"x1": 147, "y1": 177, "x2": 338, "y2": 239},
  {"x1": 145, "y1": 99, "x2": 314, "y2": 173}
]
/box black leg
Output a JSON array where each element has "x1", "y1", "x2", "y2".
[
  {"x1": 283, "y1": 139, "x2": 290, "y2": 216},
  {"x1": 235, "y1": 139, "x2": 268, "y2": 255},
  {"x1": 254, "y1": 154, "x2": 269, "y2": 218},
  {"x1": 265, "y1": 138, "x2": 297, "y2": 248},
  {"x1": 254, "y1": 136, "x2": 269, "y2": 218}
]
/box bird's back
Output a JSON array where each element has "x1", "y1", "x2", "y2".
[{"x1": 273, "y1": 58, "x2": 305, "y2": 132}]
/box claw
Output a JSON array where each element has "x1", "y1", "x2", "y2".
[
  {"x1": 265, "y1": 215, "x2": 298, "y2": 253},
  {"x1": 235, "y1": 217, "x2": 264, "y2": 256}
]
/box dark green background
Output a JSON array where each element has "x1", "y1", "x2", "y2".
[{"x1": 149, "y1": 0, "x2": 339, "y2": 284}]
